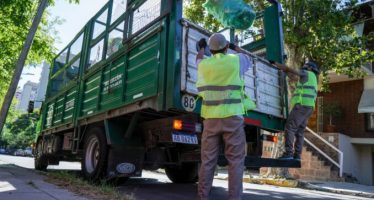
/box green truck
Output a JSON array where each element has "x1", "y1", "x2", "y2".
[{"x1": 35, "y1": 0, "x2": 298, "y2": 183}]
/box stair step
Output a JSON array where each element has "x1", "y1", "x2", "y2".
[{"x1": 288, "y1": 143, "x2": 342, "y2": 181}]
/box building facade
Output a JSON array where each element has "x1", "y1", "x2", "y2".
[
  {"x1": 35, "y1": 62, "x2": 51, "y2": 108},
  {"x1": 16, "y1": 81, "x2": 38, "y2": 112}
]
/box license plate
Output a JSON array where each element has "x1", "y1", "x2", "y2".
[{"x1": 172, "y1": 132, "x2": 198, "y2": 145}]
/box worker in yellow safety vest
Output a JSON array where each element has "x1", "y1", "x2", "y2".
[
  {"x1": 270, "y1": 61, "x2": 319, "y2": 161},
  {"x1": 196, "y1": 33, "x2": 256, "y2": 200}
]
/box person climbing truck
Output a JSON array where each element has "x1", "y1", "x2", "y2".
[{"x1": 270, "y1": 61, "x2": 320, "y2": 161}]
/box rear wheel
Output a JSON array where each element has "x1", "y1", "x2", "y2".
[
  {"x1": 34, "y1": 139, "x2": 48, "y2": 171},
  {"x1": 165, "y1": 162, "x2": 199, "y2": 183},
  {"x1": 82, "y1": 127, "x2": 108, "y2": 181}
]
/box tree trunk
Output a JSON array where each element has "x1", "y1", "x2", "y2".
[
  {"x1": 285, "y1": 44, "x2": 305, "y2": 94},
  {"x1": 0, "y1": 0, "x2": 49, "y2": 135},
  {"x1": 262, "y1": 44, "x2": 306, "y2": 178}
]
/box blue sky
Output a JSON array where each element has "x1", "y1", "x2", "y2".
[
  {"x1": 50, "y1": 0, "x2": 109, "y2": 51},
  {"x1": 20, "y1": 0, "x2": 108, "y2": 88}
]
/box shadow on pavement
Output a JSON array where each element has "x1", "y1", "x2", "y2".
[{"x1": 116, "y1": 176, "x2": 353, "y2": 200}]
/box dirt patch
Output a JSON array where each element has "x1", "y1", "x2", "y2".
[{"x1": 45, "y1": 171, "x2": 134, "y2": 200}]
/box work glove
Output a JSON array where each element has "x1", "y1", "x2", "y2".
[
  {"x1": 268, "y1": 60, "x2": 275, "y2": 65},
  {"x1": 229, "y1": 43, "x2": 237, "y2": 50},
  {"x1": 198, "y1": 38, "x2": 207, "y2": 50}
]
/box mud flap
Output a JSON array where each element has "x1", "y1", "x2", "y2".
[
  {"x1": 106, "y1": 146, "x2": 145, "y2": 179},
  {"x1": 104, "y1": 118, "x2": 145, "y2": 180}
]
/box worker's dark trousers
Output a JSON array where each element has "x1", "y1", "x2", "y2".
[
  {"x1": 198, "y1": 116, "x2": 246, "y2": 200},
  {"x1": 284, "y1": 104, "x2": 314, "y2": 156}
]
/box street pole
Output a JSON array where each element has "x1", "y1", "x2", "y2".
[{"x1": 0, "y1": 0, "x2": 49, "y2": 135}]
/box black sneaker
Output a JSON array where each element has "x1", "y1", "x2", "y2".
[
  {"x1": 279, "y1": 153, "x2": 293, "y2": 160},
  {"x1": 293, "y1": 154, "x2": 301, "y2": 161}
]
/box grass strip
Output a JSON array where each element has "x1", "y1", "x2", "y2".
[{"x1": 45, "y1": 171, "x2": 134, "y2": 200}]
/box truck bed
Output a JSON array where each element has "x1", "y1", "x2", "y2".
[{"x1": 180, "y1": 20, "x2": 287, "y2": 119}]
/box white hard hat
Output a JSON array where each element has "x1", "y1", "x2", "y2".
[{"x1": 208, "y1": 33, "x2": 228, "y2": 51}]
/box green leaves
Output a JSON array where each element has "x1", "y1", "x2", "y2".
[
  {"x1": 0, "y1": 99, "x2": 37, "y2": 149},
  {"x1": 280, "y1": 0, "x2": 373, "y2": 90},
  {"x1": 184, "y1": 0, "x2": 222, "y2": 32},
  {"x1": 0, "y1": 0, "x2": 54, "y2": 105},
  {"x1": 1, "y1": 112, "x2": 40, "y2": 149}
]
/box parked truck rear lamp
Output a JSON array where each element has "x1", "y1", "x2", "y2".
[
  {"x1": 272, "y1": 136, "x2": 278, "y2": 143},
  {"x1": 262, "y1": 135, "x2": 278, "y2": 143},
  {"x1": 173, "y1": 120, "x2": 183, "y2": 130},
  {"x1": 173, "y1": 120, "x2": 201, "y2": 133}
]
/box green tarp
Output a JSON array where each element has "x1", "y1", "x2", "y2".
[{"x1": 203, "y1": 0, "x2": 256, "y2": 30}]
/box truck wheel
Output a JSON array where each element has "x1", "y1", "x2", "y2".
[
  {"x1": 82, "y1": 127, "x2": 108, "y2": 181},
  {"x1": 165, "y1": 163, "x2": 198, "y2": 183},
  {"x1": 34, "y1": 139, "x2": 48, "y2": 171}
]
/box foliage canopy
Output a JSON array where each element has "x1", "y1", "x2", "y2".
[
  {"x1": 1, "y1": 112, "x2": 40, "y2": 149},
  {"x1": 0, "y1": 99, "x2": 39, "y2": 149},
  {"x1": 0, "y1": 0, "x2": 80, "y2": 106},
  {"x1": 0, "y1": 0, "x2": 53, "y2": 106}
]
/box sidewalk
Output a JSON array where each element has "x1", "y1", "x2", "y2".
[
  {"x1": 301, "y1": 181, "x2": 374, "y2": 198},
  {"x1": 215, "y1": 170, "x2": 374, "y2": 198},
  {"x1": 0, "y1": 160, "x2": 87, "y2": 200}
]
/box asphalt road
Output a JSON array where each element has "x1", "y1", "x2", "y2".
[{"x1": 0, "y1": 154, "x2": 371, "y2": 200}]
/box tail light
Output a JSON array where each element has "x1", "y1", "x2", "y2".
[
  {"x1": 173, "y1": 119, "x2": 202, "y2": 133},
  {"x1": 173, "y1": 120, "x2": 183, "y2": 130},
  {"x1": 262, "y1": 135, "x2": 278, "y2": 143}
]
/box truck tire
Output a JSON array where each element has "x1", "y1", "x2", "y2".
[
  {"x1": 82, "y1": 127, "x2": 108, "y2": 181},
  {"x1": 34, "y1": 139, "x2": 48, "y2": 171},
  {"x1": 165, "y1": 163, "x2": 199, "y2": 183}
]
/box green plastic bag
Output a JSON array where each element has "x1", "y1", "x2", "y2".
[{"x1": 203, "y1": 0, "x2": 256, "y2": 30}]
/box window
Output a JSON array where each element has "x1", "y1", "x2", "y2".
[
  {"x1": 65, "y1": 59, "x2": 80, "y2": 83},
  {"x1": 367, "y1": 113, "x2": 374, "y2": 131},
  {"x1": 68, "y1": 33, "x2": 84, "y2": 62},
  {"x1": 88, "y1": 39, "x2": 105, "y2": 68},
  {"x1": 107, "y1": 21, "x2": 125, "y2": 58},
  {"x1": 50, "y1": 73, "x2": 64, "y2": 96},
  {"x1": 111, "y1": 0, "x2": 127, "y2": 24},
  {"x1": 92, "y1": 9, "x2": 108, "y2": 40},
  {"x1": 131, "y1": 0, "x2": 161, "y2": 34},
  {"x1": 53, "y1": 49, "x2": 68, "y2": 74}
]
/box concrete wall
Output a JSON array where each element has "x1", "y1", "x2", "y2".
[
  {"x1": 339, "y1": 134, "x2": 360, "y2": 179},
  {"x1": 357, "y1": 145, "x2": 374, "y2": 185},
  {"x1": 339, "y1": 134, "x2": 374, "y2": 185},
  {"x1": 364, "y1": 76, "x2": 374, "y2": 90}
]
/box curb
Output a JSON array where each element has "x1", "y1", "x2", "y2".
[
  {"x1": 298, "y1": 181, "x2": 374, "y2": 199},
  {"x1": 243, "y1": 177, "x2": 298, "y2": 188},
  {"x1": 215, "y1": 176, "x2": 298, "y2": 188}
]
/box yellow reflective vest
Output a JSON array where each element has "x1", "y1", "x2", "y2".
[
  {"x1": 196, "y1": 53, "x2": 256, "y2": 119},
  {"x1": 291, "y1": 71, "x2": 318, "y2": 109}
]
